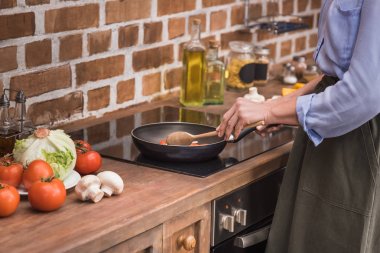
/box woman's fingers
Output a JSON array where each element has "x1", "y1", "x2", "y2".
[
  {"x1": 217, "y1": 104, "x2": 236, "y2": 137},
  {"x1": 224, "y1": 112, "x2": 239, "y2": 140}
]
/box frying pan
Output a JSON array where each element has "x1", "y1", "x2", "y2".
[{"x1": 131, "y1": 122, "x2": 259, "y2": 162}]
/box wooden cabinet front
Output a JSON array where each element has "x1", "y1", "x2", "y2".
[
  {"x1": 163, "y1": 203, "x2": 211, "y2": 253},
  {"x1": 103, "y1": 225, "x2": 163, "y2": 253}
]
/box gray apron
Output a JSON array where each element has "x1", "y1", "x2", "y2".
[{"x1": 266, "y1": 76, "x2": 380, "y2": 253}]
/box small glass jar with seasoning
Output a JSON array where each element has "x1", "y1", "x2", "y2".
[
  {"x1": 303, "y1": 65, "x2": 319, "y2": 82},
  {"x1": 253, "y1": 46, "x2": 271, "y2": 86},
  {"x1": 292, "y1": 56, "x2": 307, "y2": 80},
  {"x1": 225, "y1": 41, "x2": 255, "y2": 91}
]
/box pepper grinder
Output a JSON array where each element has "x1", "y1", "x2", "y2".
[
  {"x1": 14, "y1": 90, "x2": 33, "y2": 134},
  {"x1": 0, "y1": 92, "x2": 14, "y2": 135}
]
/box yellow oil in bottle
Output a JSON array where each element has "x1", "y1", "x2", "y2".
[{"x1": 180, "y1": 48, "x2": 205, "y2": 107}]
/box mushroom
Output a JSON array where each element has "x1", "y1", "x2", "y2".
[
  {"x1": 97, "y1": 171, "x2": 124, "y2": 197},
  {"x1": 75, "y1": 175, "x2": 104, "y2": 203}
]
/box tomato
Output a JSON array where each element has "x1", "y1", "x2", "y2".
[
  {"x1": 0, "y1": 160, "x2": 24, "y2": 187},
  {"x1": 75, "y1": 140, "x2": 92, "y2": 154},
  {"x1": 75, "y1": 150, "x2": 102, "y2": 175},
  {"x1": 28, "y1": 178, "x2": 66, "y2": 212},
  {"x1": 22, "y1": 160, "x2": 54, "y2": 190},
  {"x1": 0, "y1": 183, "x2": 20, "y2": 217}
]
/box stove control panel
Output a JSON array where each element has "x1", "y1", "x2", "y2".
[{"x1": 211, "y1": 168, "x2": 285, "y2": 246}]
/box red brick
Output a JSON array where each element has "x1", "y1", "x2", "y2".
[
  {"x1": 117, "y1": 79, "x2": 135, "y2": 104},
  {"x1": 142, "y1": 72, "x2": 161, "y2": 96},
  {"x1": 164, "y1": 67, "x2": 181, "y2": 89},
  {"x1": 267, "y1": 2, "x2": 279, "y2": 16},
  {"x1": 133, "y1": 45, "x2": 173, "y2": 72},
  {"x1": 189, "y1": 14, "x2": 206, "y2": 33},
  {"x1": 144, "y1": 22, "x2": 163, "y2": 44},
  {"x1": 28, "y1": 91, "x2": 83, "y2": 126},
  {"x1": 88, "y1": 86, "x2": 110, "y2": 111},
  {"x1": 88, "y1": 30, "x2": 111, "y2": 55},
  {"x1": 311, "y1": 0, "x2": 322, "y2": 9},
  {"x1": 0, "y1": 80, "x2": 3, "y2": 91},
  {"x1": 106, "y1": 0, "x2": 151, "y2": 24},
  {"x1": 221, "y1": 31, "x2": 252, "y2": 50},
  {"x1": 0, "y1": 0, "x2": 16, "y2": 9},
  {"x1": 0, "y1": 46, "x2": 17, "y2": 73},
  {"x1": 296, "y1": 36, "x2": 307, "y2": 52},
  {"x1": 231, "y1": 4, "x2": 262, "y2": 26},
  {"x1": 210, "y1": 10, "x2": 227, "y2": 31},
  {"x1": 202, "y1": 0, "x2": 234, "y2": 8},
  {"x1": 257, "y1": 30, "x2": 277, "y2": 41},
  {"x1": 168, "y1": 18, "x2": 185, "y2": 39},
  {"x1": 309, "y1": 33, "x2": 318, "y2": 48},
  {"x1": 59, "y1": 34, "x2": 82, "y2": 61},
  {"x1": 45, "y1": 4, "x2": 99, "y2": 33},
  {"x1": 87, "y1": 122, "x2": 109, "y2": 144},
  {"x1": 281, "y1": 40, "x2": 292, "y2": 57},
  {"x1": 0, "y1": 12, "x2": 35, "y2": 40},
  {"x1": 298, "y1": 0, "x2": 308, "y2": 12},
  {"x1": 25, "y1": 39, "x2": 51, "y2": 68},
  {"x1": 264, "y1": 43, "x2": 277, "y2": 60},
  {"x1": 282, "y1": 0, "x2": 294, "y2": 15},
  {"x1": 157, "y1": 0, "x2": 195, "y2": 16},
  {"x1": 76, "y1": 55, "x2": 125, "y2": 86},
  {"x1": 10, "y1": 65, "x2": 71, "y2": 98},
  {"x1": 118, "y1": 25, "x2": 139, "y2": 48},
  {"x1": 26, "y1": 0, "x2": 49, "y2": 6}
]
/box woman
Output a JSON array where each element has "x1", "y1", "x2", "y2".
[{"x1": 217, "y1": 1, "x2": 380, "y2": 252}]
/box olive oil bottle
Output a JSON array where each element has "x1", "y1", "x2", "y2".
[{"x1": 180, "y1": 19, "x2": 206, "y2": 107}]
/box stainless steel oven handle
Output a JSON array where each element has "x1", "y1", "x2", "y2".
[{"x1": 233, "y1": 225, "x2": 271, "y2": 248}]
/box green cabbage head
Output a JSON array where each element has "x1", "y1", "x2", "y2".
[{"x1": 13, "y1": 129, "x2": 77, "y2": 180}]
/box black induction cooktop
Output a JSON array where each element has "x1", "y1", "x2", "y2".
[{"x1": 69, "y1": 106, "x2": 296, "y2": 177}]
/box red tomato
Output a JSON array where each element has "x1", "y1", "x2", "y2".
[
  {"x1": 28, "y1": 178, "x2": 66, "y2": 212},
  {"x1": 0, "y1": 161, "x2": 24, "y2": 187},
  {"x1": 0, "y1": 183, "x2": 20, "y2": 217},
  {"x1": 22, "y1": 160, "x2": 54, "y2": 190},
  {"x1": 75, "y1": 150, "x2": 102, "y2": 175},
  {"x1": 75, "y1": 140, "x2": 92, "y2": 154}
]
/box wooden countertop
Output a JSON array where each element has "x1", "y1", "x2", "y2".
[{"x1": 0, "y1": 82, "x2": 293, "y2": 253}]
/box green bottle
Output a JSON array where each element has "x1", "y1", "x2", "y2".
[{"x1": 204, "y1": 40, "x2": 225, "y2": 105}]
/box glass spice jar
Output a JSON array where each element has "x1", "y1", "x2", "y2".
[
  {"x1": 225, "y1": 41, "x2": 255, "y2": 91},
  {"x1": 292, "y1": 56, "x2": 307, "y2": 80},
  {"x1": 253, "y1": 46, "x2": 271, "y2": 86},
  {"x1": 303, "y1": 65, "x2": 319, "y2": 82}
]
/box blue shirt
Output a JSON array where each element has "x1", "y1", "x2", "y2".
[{"x1": 296, "y1": 0, "x2": 380, "y2": 146}]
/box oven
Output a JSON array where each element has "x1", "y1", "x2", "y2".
[{"x1": 211, "y1": 168, "x2": 284, "y2": 252}]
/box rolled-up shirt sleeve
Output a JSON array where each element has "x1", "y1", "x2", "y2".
[{"x1": 296, "y1": 0, "x2": 380, "y2": 146}]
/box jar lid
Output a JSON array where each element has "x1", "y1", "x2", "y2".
[
  {"x1": 254, "y1": 46, "x2": 270, "y2": 56},
  {"x1": 228, "y1": 41, "x2": 253, "y2": 53}
]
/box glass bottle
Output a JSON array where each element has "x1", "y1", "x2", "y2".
[
  {"x1": 253, "y1": 47, "x2": 271, "y2": 86},
  {"x1": 13, "y1": 90, "x2": 33, "y2": 133},
  {"x1": 204, "y1": 40, "x2": 225, "y2": 105},
  {"x1": 292, "y1": 56, "x2": 307, "y2": 80},
  {"x1": 180, "y1": 19, "x2": 206, "y2": 107},
  {"x1": 226, "y1": 41, "x2": 254, "y2": 91},
  {"x1": 0, "y1": 93, "x2": 16, "y2": 156}
]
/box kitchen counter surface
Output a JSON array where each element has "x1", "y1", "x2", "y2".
[{"x1": 0, "y1": 82, "x2": 294, "y2": 252}]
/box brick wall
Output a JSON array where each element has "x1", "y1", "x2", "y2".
[{"x1": 0, "y1": 0, "x2": 320, "y2": 127}]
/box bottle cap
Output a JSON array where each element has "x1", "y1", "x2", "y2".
[
  {"x1": 254, "y1": 46, "x2": 270, "y2": 56},
  {"x1": 192, "y1": 19, "x2": 201, "y2": 25},
  {"x1": 229, "y1": 41, "x2": 253, "y2": 53},
  {"x1": 208, "y1": 40, "x2": 220, "y2": 48},
  {"x1": 0, "y1": 93, "x2": 10, "y2": 107}
]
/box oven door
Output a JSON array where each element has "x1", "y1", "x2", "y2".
[{"x1": 211, "y1": 216, "x2": 271, "y2": 253}]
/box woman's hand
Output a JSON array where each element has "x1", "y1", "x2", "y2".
[{"x1": 216, "y1": 97, "x2": 273, "y2": 140}]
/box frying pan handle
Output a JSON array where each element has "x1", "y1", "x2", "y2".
[
  {"x1": 229, "y1": 121, "x2": 263, "y2": 143},
  {"x1": 229, "y1": 123, "x2": 280, "y2": 143}
]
